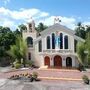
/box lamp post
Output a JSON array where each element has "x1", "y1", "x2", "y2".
[{"x1": 84, "y1": 51, "x2": 89, "y2": 67}]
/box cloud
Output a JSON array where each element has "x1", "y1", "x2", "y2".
[
  {"x1": 1, "y1": 7, "x2": 89, "y2": 30},
  {"x1": 83, "y1": 22, "x2": 90, "y2": 25},
  {"x1": 0, "y1": 18, "x2": 16, "y2": 30},
  {"x1": 38, "y1": 16, "x2": 76, "y2": 30},
  {"x1": 0, "y1": 7, "x2": 49, "y2": 30},
  {"x1": 0, "y1": 7, "x2": 49, "y2": 20}
]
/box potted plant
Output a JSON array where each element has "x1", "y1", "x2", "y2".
[{"x1": 82, "y1": 75, "x2": 89, "y2": 84}]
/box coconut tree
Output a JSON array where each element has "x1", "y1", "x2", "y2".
[
  {"x1": 77, "y1": 42, "x2": 86, "y2": 65},
  {"x1": 19, "y1": 37, "x2": 28, "y2": 67},
  {"x1": 85, "y1": 32, "x2": 90, "y2": 65},
  {"x1": 7, "y1": 36, "x2": 28, "y2": 67}
]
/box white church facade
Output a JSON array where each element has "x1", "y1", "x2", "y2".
[{"x1": 22, "y1": 20, "x2": 85, "y2": 68}]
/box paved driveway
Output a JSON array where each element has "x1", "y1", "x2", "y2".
[
  {"x1": 0, "y1": 79, "x2": 90, "y2": 90},
  {"x1": 0, "y1": 69, "x2": 90, "y2": 90},
  {"x1": 0, "y1": 69, "x2": 90, "y2": 81}
]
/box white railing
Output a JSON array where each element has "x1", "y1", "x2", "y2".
[{"x1": 43, "y1": 49, "x2": 73, "y2": 54}]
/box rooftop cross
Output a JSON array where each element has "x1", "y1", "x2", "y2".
[{"x1": 54, "y1": 16, "x2": 61, "y2": 24}]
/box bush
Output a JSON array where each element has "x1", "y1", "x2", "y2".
[
  {"x1": 32, "y1": 72, "x2": 38, "y2": 80},
  {"x1": 26, "y1": 60, "x2": 34, "y2": 67},
  {"x1": 9, "y1": 72, "x2": 39, "y2": 82},
  {"x1": 14, "y1": 63, "x2": 21, "y2": 69},
  {"x1": 82, "y1": 75, "x2": 89, "y2": 84},
  {"x1": 78, "y1": 64, "x2": 86, "y2": 71}
]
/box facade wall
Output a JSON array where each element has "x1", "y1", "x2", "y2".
[{"x1": 23, "y1": 22, "x2": 80, "y2": 68}]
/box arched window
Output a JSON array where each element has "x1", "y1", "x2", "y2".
[
  {"x1": 28, "y1": 52, "x2": 31, "y2": 60},
  {"x1": 47, "y1": 36, "x2": 50, "y2": 49},
  {"x1": 64, "y1": 35, "x2": 68, "y2": 49},
  {"x1": 59, "y1": 33, "x2": 63, "y2": 49},
  {"x1": 66, "y1": 57, "x2": 72, "y2": 67},
  {"x1": 52, "y1": 33, "x2": 55, "y2": 49},
  {"x1": 38, "y1": 40, "x2": 42, "y2": 52},
  {"x1": 27, "y1": 37, "x2": 33, "y2": 47},
  {"x1": 74, "y1": 39, "x2": 77, "y2": 52}
]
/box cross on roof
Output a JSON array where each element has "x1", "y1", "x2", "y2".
[{"x1": 54, "y1": 16, "x2": 61, "y2": 24}]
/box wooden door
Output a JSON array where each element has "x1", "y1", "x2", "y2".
[
  {"x1": 44, "y1": 56, "x2": 50, "y2": 67},
  {"x1": 54, "y1": 55, "x2": 62, "y2": 67}
]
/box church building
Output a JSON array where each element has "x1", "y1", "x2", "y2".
[{"x1": 22, "y1": 18, "x2": 85, "y2": 68}]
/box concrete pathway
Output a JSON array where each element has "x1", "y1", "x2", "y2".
[
  {"x1": 0, "y1": 68, "x2": 90, "y2": 90},
  {"x1": 0, "y1": 79, "x2": 89, "y2": 90}
]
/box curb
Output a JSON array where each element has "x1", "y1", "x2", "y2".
[
  {"x1": 39, "y1": 69, "x2": 80, "y2": 72},
  {"x1": 39, "y1": 77, "x2": 82, "y2": 81}
]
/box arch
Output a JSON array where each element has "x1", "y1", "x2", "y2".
[
  {"x1": 66, "y1": 57, "x2": 72, "y2": 67},
  {"x1": 64, "y1": 35, "x2": 68, "y2": 49},
  {"x1": 47, "y1": 36, "x2": 51, "y2": 49},
  {"x1": 52, "y1": 33, "x2": 55, "y2": 49},
  {"x1": 44, "y1": 56, "x2": 50, "y2": 67},
  {"x1": 54, "y1": 55, "x2": 62, "y2": 67},
  {"x1": 59, "y1": 33, "x2": 63, "y2": 49},
  {"x1": 26, "y1": 37, "x2": 33, "y2": 47}
]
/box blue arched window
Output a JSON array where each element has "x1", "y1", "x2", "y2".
[
  {"x1": 52, "y1": 33, "x2": 55, "y2": 49},
  {"x1": 47, "y1": 36, "x2": 51, "y2": 49},
  {"x1": 64, "y1": 35, "x2": 68, "y2": 49},
  {"x1": 26, "y1": 37, "x2": 33, "y2": 47},
  {"x1": 59, "y1": 33, "x2": 63, "y2": 49},
  {"x1": 38, "y1": 40, "x2": 42, "y2": 52}
]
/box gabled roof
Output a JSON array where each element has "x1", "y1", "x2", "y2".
[
  {"x1": 34, "y1": 23, "x2": 85, "y2": 43},
  {"x1": 40, "y1": 23, "x2": 75, "y2": 35}
]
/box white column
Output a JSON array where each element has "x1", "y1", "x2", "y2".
[
  {"x1": 42, "y1": 38, "x2": 46, "y2": 50},
  {"x1": 72, "y1": 56, "x2": 75, "y2": 67},
  {"x1": 50, "y1": 56, "x2": 53, "y2": 66},
  {"x1": 62, "y1": 57, "x2": 66, "y2": 67}
]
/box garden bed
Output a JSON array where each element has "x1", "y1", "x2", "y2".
[{"x1": 9, "y1": 72, "x2": 41, "y2": 82}]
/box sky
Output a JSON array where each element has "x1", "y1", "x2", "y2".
[{"x1": 0, "y1": 0, "x2": 90, "y2": 30}]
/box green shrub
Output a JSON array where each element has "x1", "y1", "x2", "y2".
[
  {"x1": 14, "y1": 63, "x2": 21, "y2": 69},
  {"x1": 82, "y1": 75, "x2": 89, "y2": 84},
  {"x1": 26, "y1": 60, "x2": 34, "y2": 67},
  {"x1": 32, "y1": 72, "x2": 38, "y2": 80}
]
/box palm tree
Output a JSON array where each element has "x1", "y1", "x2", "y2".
[
  {"x1": 77, "y1": 42, "x2": 86, "y2": 65},
  {"x1": 18, "y1": 24, "x2": 27, "y2": 33},
  {"x1": 36, "y1": 23, "x2": 48, "y2": 32},
  {"x1": 85, "y1": 32, "x2": 90, "y2": 65},
  {"x1": 7, "y1": 36, "x2": 28, "y2": 67},
  {"x1": 19, "y1": 37, "x2": 28, "y2": 67}
]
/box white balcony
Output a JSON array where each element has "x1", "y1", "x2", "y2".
[{"x1": 42, "y1": 49, "x2": 74, "y2": 54}]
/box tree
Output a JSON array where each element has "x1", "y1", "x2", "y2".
[
  {"x1": 13, "y1": 29, "x2": 21, "y2": 37},
  {"x1": 7, "y1": 36, "x2": 28, "y2": 67},
  {"x1": 85, "y1": 32, "x2": 90, "y2": 65},
  {"x1": 77, "y1": 42, "x2": 86, "y2": 65},
  {"x1": 86, "y1": 25, "x2": 90, "y2": 33},
  {"x1": 0, "y1": 26, "x2": 16, "y2": 66},
  {"x1": 36, "y1": 23, "x2": 48, "y2": 32},
  {"x1": 75, "y1": 22, "x2": 86, "y2": 39},
  {"x1": 0, "y1": 26, "x2": 16, "y2": 50},
  {"x1": 18, "y1": 24, "x2": 27, "y2": 33}
]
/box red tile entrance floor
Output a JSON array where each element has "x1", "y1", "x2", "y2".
[{"x1": 0, "y1": 69, "x2": 90, "y2": 81}]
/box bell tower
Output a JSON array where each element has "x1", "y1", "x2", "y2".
[
  {"x1": 22, "y1": 19, "x2": 37, "y2": 48},
  {"x1": 27, "y1": 20, "x2": 35, "y2": 32},
  {"x1": 22, "y1": 19, "x2": 37, "y2": 60}
]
